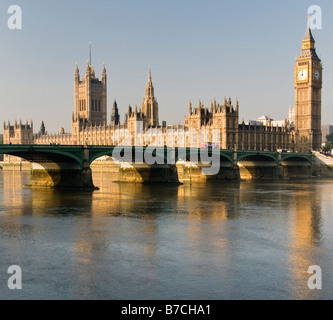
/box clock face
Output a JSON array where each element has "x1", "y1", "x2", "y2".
[
  {"x1": 314, "y1": 69, "x2": 320, "y2": 81},
  {"x1": 298, "y1": 69, "x2": 308, "y2": 81}
]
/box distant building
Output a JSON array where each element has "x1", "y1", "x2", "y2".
[{"x1": 322, "y1": 124, "x2": 333, "y2": 143}]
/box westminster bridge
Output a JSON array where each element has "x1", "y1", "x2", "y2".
[{"x1": 0, "y1": 145, "x2": 313, "y2": 189}]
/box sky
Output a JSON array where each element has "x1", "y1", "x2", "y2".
[{"x1": 0, "y1": 0, "x2": 332, "y2": 133}]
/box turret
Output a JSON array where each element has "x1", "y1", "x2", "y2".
[
  {"x1": 189, "y1": 101, "x2": 192, "y2": 115},
  {"x1": 74, "y1": 62, "x2": 80, "y2": 83},
  {"x1": 198, "y1": 100, "x2": 202, "y2": 111},
  {"x1": 111, "y1": 100, "x2": 120, "y2": 125},
  {"x1": 40, "y1": 121, "x2": 46, "y2": 135},
  {"x1": 101, "y1": 62, "x2": 107, "y2": 86},
  {"x1": 85, "y1": 60, "x2": 91, "y2": 78}
]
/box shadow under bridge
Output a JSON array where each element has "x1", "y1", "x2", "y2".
[{"x1": 0, "y1": 145, "x2": 94, "y2": 189}]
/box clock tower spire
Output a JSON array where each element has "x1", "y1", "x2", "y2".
[{"x1": 294, "y1": 18, "x2": 322, "y2": 152}]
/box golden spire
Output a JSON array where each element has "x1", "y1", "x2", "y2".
[
  {"x1": 145, "y1": 66, "x2": 154, "y2": 98},
  {"x1": 302, "y1": 16, "x2": 315, "y2": 50}
]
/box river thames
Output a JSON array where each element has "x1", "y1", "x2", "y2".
[{"x1": 0, "y1": 171, "x2": 333, "y2": 300}]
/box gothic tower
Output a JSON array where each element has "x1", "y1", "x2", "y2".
[
  {"x1": 295, "y1": 19, "x2": 322, "y2": 152},
  {"x1": 142, "y1": 67, "x2": 159, "y2": 127},
  {"x1": 73, "y1": 61, "x2": 107, "y2": 128}
]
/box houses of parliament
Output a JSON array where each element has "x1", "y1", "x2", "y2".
[{"x1": 3, "y1": 21, "x2": 323, "y2": 153}]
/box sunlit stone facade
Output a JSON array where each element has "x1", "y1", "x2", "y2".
[{"x1": 4, "y1": 21, "x2": 321, "y2": 153}]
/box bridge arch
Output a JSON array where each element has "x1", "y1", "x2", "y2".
[
  {"x1": 0, "y1": 147, "x2": 83, "y2": 168},
  {"x1": 237, "y1": 153, "x2": 278, "y2": 164},
  {"x1": 89, "y1": 146, "x2": 170, "y2": 165},
  {"x1": 281, "y1": 154, "x2": 312, "y2": 164},
  {"x1": 183, "y1": 149, "x2": 234, "y2": 166},
  {"x1": 89, "y1": 150, "x2": 116, "y2": 164},
  {"x1": 0, "y1": 145, "x2": 94, "y2": 189}
]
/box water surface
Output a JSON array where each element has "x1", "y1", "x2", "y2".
[{"x1": 0, "y1": 171, "x2": 333, "y2": 299}]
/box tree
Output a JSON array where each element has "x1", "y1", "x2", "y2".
[
  {"x1": 323, "y1": 142, "x2": 333, "y2": 153},
  {"x1": 322, "y1": 132, "x2": 333, "y2": 153},
  {"x1": 323, "y1": 141, "x2": 333, "y2": 153},
  {"x1": 326, "y1": 132, "x2": 333, "y2": 142}
]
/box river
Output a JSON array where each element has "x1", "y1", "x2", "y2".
[{"x1": 0, "y1": 171, "x2": 333, "y2": 300}]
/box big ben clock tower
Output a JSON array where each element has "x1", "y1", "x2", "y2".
[{"x1": 295, "y1": 18, "x2": 322, "y2": 152}]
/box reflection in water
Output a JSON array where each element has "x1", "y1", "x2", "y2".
[
  {"x1": 0, "y1": 171, "x2": 333, "y2": 299},
  {"x1": 288, "y1": 185, "x2": 323, "y2": 299}
]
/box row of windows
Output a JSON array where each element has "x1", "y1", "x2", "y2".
[
  {"x1": 92, "y1": 99, "x2": 101, "y2": 112},
  {"x1": 79, "y1": 99, "x2": 101, "y2": 112},
  {"x1": 240, "y1": 135, "x2": 289, "y2": 143},
  {"x1": 191, "y1": 119, "x2": 238, "y2": 128},
  {"x1": 79, "y1": 100, "x2": 86, "y2": 111}
]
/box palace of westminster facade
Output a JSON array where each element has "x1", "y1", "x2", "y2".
[{"x1": 3, "y1": 21, "x2": 323, "y2": 153}]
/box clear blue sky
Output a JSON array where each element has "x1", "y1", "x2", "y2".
[{"x1": 0, "y1": 0, "x2": 332, "y2": 133}]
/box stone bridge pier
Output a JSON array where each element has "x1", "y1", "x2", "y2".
[
  {"x1": 29, "y1": 149, "x2": 96, "y2": 190},
  {"x1": 177, "y1": 161, "x2": 240, "y2": 182},
  {"x1": 29, "y1": 148, "x2": 95, "y2": 189},
  {"x1": 118, "y1": 162, "x2": 179, "y2": 183},
  {"x1": 0, "y1": 145, "x2": 96, "y2": 190}
]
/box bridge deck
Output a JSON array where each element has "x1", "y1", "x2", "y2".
[{"x1": 0, "y1": 145, "x2": 313, "y2": 166}]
